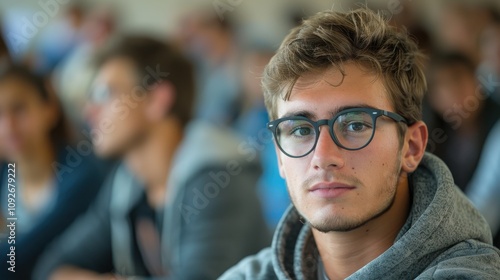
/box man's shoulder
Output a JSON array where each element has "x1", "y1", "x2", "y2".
[
  {"x1": 418, "y1": 239, "x2": 500, "y2": 279},
  {"x1": 219, "y1": 248, "x2": 278, "y2": 280}
]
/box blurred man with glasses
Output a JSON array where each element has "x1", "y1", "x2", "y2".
[
  {"x1": 221, "y1": 8, "x2": 500, "y2": 280},
  {"x1": 35, "y1": 36, "x2": 270, "y2": 280}
]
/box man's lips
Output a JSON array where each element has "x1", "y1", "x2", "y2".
[{"x1": 308, "y1": 182, "x2": 356, "y2": 198}]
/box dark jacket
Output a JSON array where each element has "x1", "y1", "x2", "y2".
[
  {"x1": 35, "y1": 121, "x2": 271, "y2": 279},
  {"x1": 466, "y1": 119, "x2": 500, "y2": 249},
  {"x1": 429, "y1": 97, "x2": 500, "y2": 190},
  {"x1": 220, "y1": 153, "x2": 500, "y2": 279},
  {"x1": 0, "y1": 148, "x2": 109, "y2": 280}
]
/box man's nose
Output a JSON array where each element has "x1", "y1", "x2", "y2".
[
  {"x1": 310, "y1": 126, "x2": 345, "y2": 170},
  {"x1": 83, "y1": 102, "x2": 101, "y2": 126}
]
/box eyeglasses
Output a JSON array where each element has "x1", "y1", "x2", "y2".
[
  {"x1": 267, "y1": 107, "x2": 408, "y2": 158},
  {"x1": 88, "y1": 83, "x2": 113, "y2": 104}
]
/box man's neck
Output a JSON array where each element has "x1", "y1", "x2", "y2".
[
  {"x1": 313, "y1": 175, "x2": 411, "y2": 280},
  {"x1": 124, "y1": 118, "x2": 183, "y2": 209}
]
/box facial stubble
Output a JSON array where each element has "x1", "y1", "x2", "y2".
[{"x1": 293, "y1": 151, "x2": 403, "y2": 233}]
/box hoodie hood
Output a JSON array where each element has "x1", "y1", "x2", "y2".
[{"x1": 271, "y1": 152, "x2": 494, "y2": 279}]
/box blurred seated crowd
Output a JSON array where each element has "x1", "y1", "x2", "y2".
[{"x1": 0, "y1": 1, "x2": 498, "y2": 279}]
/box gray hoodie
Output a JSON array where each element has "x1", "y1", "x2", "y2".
[{"x1": 220, "y1": 153, "x2": 500, "y2": 279}]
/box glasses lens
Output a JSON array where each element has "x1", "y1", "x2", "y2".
[
  {"x1": 276, "y1": 119, "x2": 316, "y2": 157},
  {"x1": 89, "y1": 83, "x2": 111, "y2": 104},
  {"x1": 333, "y1": 111, "x2": 374, "y2": 149}
]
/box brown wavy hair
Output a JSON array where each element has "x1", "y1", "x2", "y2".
[{"x1": 262, "y1": 8, "x2": 427, "y2": 138}]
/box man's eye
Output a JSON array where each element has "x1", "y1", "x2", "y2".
[
  {"x1": 345, "y1": 121, "x2": 370, "y2": 132},
  {"x1": 291, "y1": 126, "x2": 312, "y2": 136}
]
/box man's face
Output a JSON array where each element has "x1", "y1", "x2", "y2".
[
  {"x1": 85, "y1": 57, "x2": 149, "y2": 158},
  {"x1": 275, "y1": 63, "x2": 404, "y2": 232}
]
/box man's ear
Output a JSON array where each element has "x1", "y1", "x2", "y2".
[
  {"x1": 146, "y1": 81, "x2": 175, "y2": 121},
  {"x1": 402, "y1": 121, "x2": 428, "y2": 173}
]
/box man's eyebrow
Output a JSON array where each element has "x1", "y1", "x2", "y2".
[
  {"x1": 281, "y1": 110, "x2": 317, "y2": 119},
  {"x1": 280, "y1": 103, "x2": 378, "y2": 120},
  {"x1": 328, "y1": 103, "x2": 377, "y2": 117}
]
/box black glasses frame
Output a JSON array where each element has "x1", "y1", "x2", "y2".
[{"x1": 267, "y1": 107, "x2": 408, "y2": 158}]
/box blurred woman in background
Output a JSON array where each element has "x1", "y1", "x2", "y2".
[{"x1": 0, "y1": 65, "x2": 110, "y2": 279}]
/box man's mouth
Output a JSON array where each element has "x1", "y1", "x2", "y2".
[{"x1": 309, "y1": 182, "x2": 356, "y2": 198}]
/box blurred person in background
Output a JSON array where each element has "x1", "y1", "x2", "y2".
[
  {"x1": 0, "y1": 24, "x2": 8, "y2": 259},
  {"x1": 468, "y1": 13, "x2": 500, "y2": 248},
  {"x1": 426, "y1": 52, "x2": 500, "y2": 190},
  {"x1": 175, "y1": 9, "x2": 242, "y2": 126},
  {"x1": 434, "y1": 2, "x2": 496, "y2": 66},
  {"x1": 0, "y1": 26, "x2": 11, "y2": 160},
  {"x1": 234, "y1": 48, "x2": 289, "y2": 229},
  {"x1": 35, "y1": 35, "x2": 269, "y2": 280},
  {"x1": 386, "y1": 0, "x2": 432, "y2": 55},
  {"x1": 478, "y1": 14, "x2": 500, "y2": 105},
  {"x1": 29, "y1": 4, "x2": 86, "y2": 75},
  {"x1": 466, "y1": 119, "x2": 500, "y2": 248},
  {"x1": 0, "y1": 65, "x2": 108, "y2": 280},
  {"x1": 0, "y1": 26, "x2": 10, "y2": 72},
  {"x1": 53, "y1": 6, "x2": 117, "y2": 127}
]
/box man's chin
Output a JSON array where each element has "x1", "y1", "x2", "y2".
[
  {"x1": 297, "y1": 201, "x2": 366, "y2": 232},
  {"x1": 305, "y1": 199, "x2": 395, "y2": 233},
  {"x1": 310, "y1": 219, "x2": 365, "y2": 233},
  {"x1": 306, "y1": 210, "x2": 365, "y2": 233}
]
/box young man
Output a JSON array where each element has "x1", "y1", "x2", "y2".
[
  {"x1": 34, "y1": 36, "x2": 270, "y2": 279},
  {"x1": 221, "y1": 8, "x2": 500, "y2": 279}
]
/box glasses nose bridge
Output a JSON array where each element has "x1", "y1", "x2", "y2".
[
  {"x1": 316, "y1": 119, "x2": 330, "y2": 129},
  {"x1": 314, "y1": 118, "x2": 335, "y2": 144}
]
